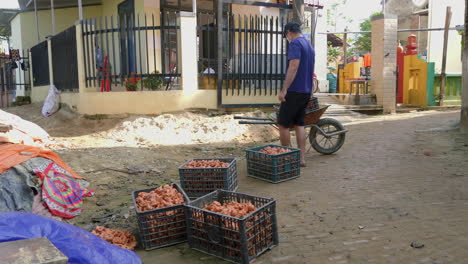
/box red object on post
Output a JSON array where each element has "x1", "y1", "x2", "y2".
[
  {"x1": 397, "y1": 41, "x2": 405, "y2": 104},
  {"x1": 405, "y1": 35, "x2": 418, "y2": 55},
  {"x1": 100, "y1": 56, "x2": 110, "y2": 92}
]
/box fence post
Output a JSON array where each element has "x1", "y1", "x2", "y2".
[
  {"x1": 75, "y1": 22, "x2": 87, "y2": 93},
  {"x1": 46, "y1": 36, "x2": 54, "y2": 87},
  {"x1": 29, "y1": 50, "x2": 34, "y2": 90},
  {"x1": 177, "y1": 12, "x2": 199, "y2": 93}
]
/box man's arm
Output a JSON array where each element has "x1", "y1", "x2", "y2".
[
  {"x1": 278, "y1": 59, "x2": 300, "y2": 102},
  {"x1": 282, "y1": 59, "x2": 300, "y2": 93}
]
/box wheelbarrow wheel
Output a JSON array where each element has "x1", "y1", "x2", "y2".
[{"x1": 309, "y1": 118, "x2": 346, "y2": 155}]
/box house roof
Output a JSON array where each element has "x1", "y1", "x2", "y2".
[
  {"x1": 17, "y1": 0, "x2": 102, "y2": 11},
  {"x1": 0, "y1": 9, "x2": 20, "y2": 37},
  {"x1": 327, "y1": 33, "x2": 343, "y2": 47}
]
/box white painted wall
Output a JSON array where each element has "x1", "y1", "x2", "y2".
[
  {"x1": 9, "y1": 15, "x2": 24, "y2": 97},
  {"x1": 311, "y1": 9, "x2": 328, "y2": 92},
  {"x1": 427, "y1": 0, "x2": 464, "y2": 73}
]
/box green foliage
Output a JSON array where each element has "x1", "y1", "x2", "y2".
[
  {"x1": 352, "y1": 12, "x2": 383, "y2": 54},
  {"x1": 142, "y1": 75, "x2": 164, "y2": 91},
  {"x1": 327, "y1": 41, "x2": 341, "y2": 63}
]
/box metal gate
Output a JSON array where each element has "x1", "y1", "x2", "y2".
[
  {"x1": 0, "y1": 50, "x2": 30, "y2": 108},
  {"x1": 51, "y1": 26, "x2": 79, "y2": 92},
  {"x1": 215, "y1": 0, "x2": 294, "y2": 108}
]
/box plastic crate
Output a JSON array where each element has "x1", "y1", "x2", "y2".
[
  {"x1": 186, "y1": 190, "x2": 278, "y2": 264},
  {"x1": 246, "y1": 145, "x2": 300, "y2": 183},
  {"x1": 132, "y1": 183, "x2": 190, "y2": 250},
  {"x1": 179, "y1": 158, "x2": 238, "y2": 199}
]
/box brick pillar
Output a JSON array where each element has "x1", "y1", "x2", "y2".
[{"x1": 371, "y1": 14, "x2": 398, "y2": 114}]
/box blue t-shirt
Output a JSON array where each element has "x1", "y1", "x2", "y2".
[{"x1": 286, "y1": 36, "x2": 315, "y2": 94}]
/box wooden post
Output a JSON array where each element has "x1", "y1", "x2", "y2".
[
  {"x1": 292, "y1": 0, "x2": 304, "y2": 25},
  {"x1": 461, "y1": 1, "x2": 468, "y2": 132},
  {"x1": 439, "y1": 6, "x2": 452, "y2": 106},
  {"x1": 343, "y1": 29, "x2": 347, "y2": 66}
]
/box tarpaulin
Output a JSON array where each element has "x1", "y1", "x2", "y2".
[
  {"x1": 0, "y1": 144, "x2": 83, "y2": 179},
  {"x1": 0, "y1": 212, "x2": 142, "y2": 264}
]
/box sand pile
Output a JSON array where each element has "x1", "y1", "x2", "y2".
[{"x1": 102, "y1": 111, "x2": 278, "y2": 146}]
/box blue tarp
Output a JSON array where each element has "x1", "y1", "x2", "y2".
[{"x1": 0, "y1": 212, "x2": 141, "y2": 264}]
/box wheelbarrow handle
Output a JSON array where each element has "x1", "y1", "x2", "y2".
[
  {"x1": 234, "y1": 116, "x2": 273, "y2": 121},
  {"x1": 238, "y1": 120, "x2": 277, "y2": 125}
]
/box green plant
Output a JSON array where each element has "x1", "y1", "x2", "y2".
[
  {"x1": 327, "y1": 41, "x2": 340, "y2": 64},
  {"x1": 142, "y1": 71, "x2": 164, "y2": 91}
]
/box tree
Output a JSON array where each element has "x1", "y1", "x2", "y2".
[
  {"x1": 353, "y1": 19, "x2": 372, "y2": 53},
  {"x1": 461, "y1": 2, "x2": 468, "y2": 132},
  {"x1": 326, "y1": 0, "x2": 353, "y2": 66},
  {"x1": 352, "y1": 12, "x2": 382, "y2": 54},
  {"x1": 327, "y1": 41, "x2": 340, "y2": 64},
  {"x1": 326, "y1": 0, "x2": 353, "y2": 32}
]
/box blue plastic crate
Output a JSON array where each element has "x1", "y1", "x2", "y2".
[{"x1": 246, "y1": 145, "x2": 300, "y2": 183}]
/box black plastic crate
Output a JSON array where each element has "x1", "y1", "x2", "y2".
[
  {"x1": 246, "y1": 145, "x2": 301, "y2": 183},
  {"x1": 179, "y1": 158, "x2": 238, "y2": 199},
  {"x1": 132, "y1": 183, "x2": 190, "y2": 250},
  {"x1": 186, "y1": 190, "x2": 278, "y2": 264}
]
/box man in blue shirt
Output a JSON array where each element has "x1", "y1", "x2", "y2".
[{"x1": 278, "y1": 22, "x2": 315, "y2": 167}]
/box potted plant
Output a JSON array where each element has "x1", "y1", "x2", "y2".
[
  {"x1": 124, "y1": 72, "x2": 140, "y2": 91},
  {"x1": 142, "y1": 71, "x2": 164, "y2": 91}
]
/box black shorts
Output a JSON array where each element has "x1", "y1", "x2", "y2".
[{"x1": 278, "y1": 91, "x2": 311, "y2": 127}]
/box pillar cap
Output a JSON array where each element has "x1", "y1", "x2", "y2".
[
  {"x1": 371, "y1": 13, "x2": 398, "y2": 21},
  {"x1": 179, "y1": 11, "x2": 196, "y2": 17}
]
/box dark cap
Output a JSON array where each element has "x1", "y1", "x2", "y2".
[{"x1": 283, "y1": 22, "x2": 302, "y2": 38}]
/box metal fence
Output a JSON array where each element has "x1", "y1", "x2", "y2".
[
  {"x1": 81, "y1": 11, "x2": 181, "y2": 91},
  {"x1": 51, "y1": 26, "x2": 79, "y2": 92},
  {"x1": 30, "y1": 41, "x2": 50, "y2": 87},
  {"x1": 222, "y1": 14, "x2": 288, "y2": 96},
  {"x1": 197, "y1": 12, "x2": 217, "y2": 81},
  {"x1": 0, "y1": 50, "x2": 30, "y2": 108},
  {"x1": 220, "y1": 13, "x2": 308, "y2": 97}
]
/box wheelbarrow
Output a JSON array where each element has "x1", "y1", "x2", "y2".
[{"x1": 234, "y1": 104, "x2": 348, "y2": 155}]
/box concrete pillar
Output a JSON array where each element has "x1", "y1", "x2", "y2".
[
  {"x1": 178, "y1": 12, "x2": 198, "y2": 93},
  {"x1": 75, "y1": 22, "x2": 87, "y2": 93},
  {"x1": 314, "y1": 9, "x2": 328, "y2": 92},
  {"x1": 371, "y1": 14, "x2": 398, "y2": 114}
]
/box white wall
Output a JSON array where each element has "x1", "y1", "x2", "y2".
[
  {"x1": 9, "y1": 15, "x2": 24, "y2": 97},
  {"x1": 10, "y1": 15, "x2": 23, "y2": 52},
  {"x1": 311, "y1": 9, "x2": 328, "y2": 92},
  {"x1": 427, "y1": 0, "x2": 464, "y2": 73}
]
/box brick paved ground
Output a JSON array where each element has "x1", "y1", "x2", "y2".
[{"x1": 138, "y1": 110, "x2": 468, "y2": 264}]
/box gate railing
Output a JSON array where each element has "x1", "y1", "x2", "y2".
[
  {"x1": 223, "y1": 14, "x2": 287, "y2": 96},
  {"x1": 220, "y1": 13, "x2": 309, "y2": 97},
  {"x1": 1, "y1": 50, "x2": 30, "y2": 108},
  {"x1": 51, "y1": 26, "x2": 79, "y2": 92},
  {"x1": 81, "y1": 12, "x2": 181, "y2": 91},
  {"x1": 31, "y1": 41, "x2": 49, "y2": 87}
]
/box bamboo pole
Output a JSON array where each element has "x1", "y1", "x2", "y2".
[{"x1": 439, "y1": 6, "x2": 452, "y2": 106}]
